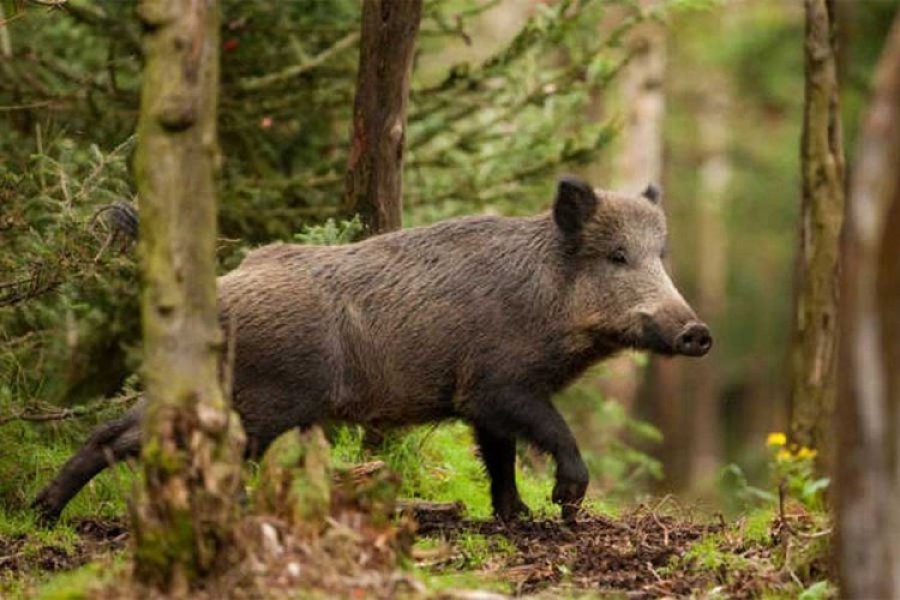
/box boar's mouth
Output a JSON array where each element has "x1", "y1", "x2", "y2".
[{"x1": 635, "y1": 317, "x2": 679, "y2": 355}]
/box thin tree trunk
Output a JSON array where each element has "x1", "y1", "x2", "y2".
[
  {"x1": 344, "y1": 0, "x2": 423, "y2": 234},
  {"x1": 601, "y1": 6, "x2": 666, "y2": 415},
  {"x1": 686, "y1": 87, "x2": 729, "y2": 488},
  {"x1": 788, "y1": 0, "x2": 845, "y2": 459},
  {"x1": 131, "y1": 0, "x2": 244, "y2": 592},
  {"x1": 837, "y1": 12, "x2": 900, "y2": 598},
  {"x1": 344, "y1": 0, "x2": 422, "y2": 452}
]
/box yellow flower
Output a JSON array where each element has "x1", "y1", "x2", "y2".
[
  {"x1": 797, "y1": 447, "x2": 818, "y2": 461},
  {"x1": 776, "y1": 449, "x2": 792, "y2": 463},
  {"x1": 766, "y1": 432, "x2": 787, "y2": 447}
]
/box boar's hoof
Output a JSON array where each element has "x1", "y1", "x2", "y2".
[
  {"x1": 674, "y1": 321, "x2": 713, "y2": 356},
  {"x1": 552, "y1": 475, "x2": 588, "y2": 523},
  {"x1": 495, "y1": 496, "x2": 531, "y2": 522},
  {"x1": 560, "y1": 502, "x2": 582, "y2": 524}
]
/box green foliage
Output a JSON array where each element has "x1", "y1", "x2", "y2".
[
  {"x1": 682, "y1": 533, "x2": 749, "y2": 573},
  {"x1": 0, "y1": 138, "x2": 140, "y2": 407},
  {"x1": 293, "y1": 216, "x2": 364, "y2": 245},
  {"x1": 406, "y1": 0, "x2": 635, "y2": 224},
  {"x1": 765, "y1": 434, "x2": 829, "y2": 512},
  {"x1": 719, "y1": 463, "x2": 777, "y2": 511},
  {"x1": 720, "y1": 434, "x2": 831, "y2": 515},
  {"x1": 797, "y1": 580, "x2": 834, "y2": 600}
]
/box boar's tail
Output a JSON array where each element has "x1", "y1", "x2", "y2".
[{"x1": 89, "y1": 201, "x2": 139, "y2": 252}]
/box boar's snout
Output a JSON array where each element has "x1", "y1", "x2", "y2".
[{"x1": 673, "y1": 321, "x2": 712, "y2": 357}]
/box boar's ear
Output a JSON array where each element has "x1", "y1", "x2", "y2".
[
  {"x1": 642, "y1": 183, "x2": 661, "y2": 204},
  {"x1": 553, "y1": 175, "x2": 598, "y2": 238}
]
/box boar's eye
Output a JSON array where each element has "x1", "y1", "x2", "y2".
[{"x1": 608, "y1": 247, "x2": 628, "y2": 266}]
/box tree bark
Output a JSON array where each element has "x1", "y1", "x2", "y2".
[
  {"x1": 344, "y1": 0, "x2": 423, "y2": 235},
  {"x1": 837, "y1": 12, "x2": 900, "y2": 599},
  {"x1": 131, "y1": 0, "x2": 244, "y2": 592},
  {"x1": 686, "y1": 86, "x2": 729, "y2": 488},
  {"x1": 601, "y1": 6, "x2": 667, "y2": 416},
  {"x1": 788, "y1": 0, "x2": 846, "y2": 459}
]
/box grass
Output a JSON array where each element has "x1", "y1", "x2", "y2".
[
  {"x1": 331, "y1": 421, "x2": 561, "y2": 519},
  {"x1": 3, "y1": 417, "x2": 561, "y2": 533},
  {"x1": 412, "y1": 568, "x2": 510, "y2": 595},
  {"x1": 0, "y1": 412, "x2": 134, "y2": 519},
  {"x1": 30, "y1": 557, "x2": 124, "y2": 600},
  {"x1": 670, "y1": 504, "x2": 836, "y2": 599},
  {"x1": 0, "y1": 407, "x2": 839, "y2": 599}
]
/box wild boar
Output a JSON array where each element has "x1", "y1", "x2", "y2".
[{"x1": 33, "y1": 175, "x2": 711, "y2": 523}]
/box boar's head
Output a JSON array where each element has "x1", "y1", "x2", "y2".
[{"x1": 554, "y1": 176, "x2": 712, "y2": 357}]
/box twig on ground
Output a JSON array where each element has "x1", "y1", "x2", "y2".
[{"x1": 0, "y1": 392, "x2": 137, "y2": 427}]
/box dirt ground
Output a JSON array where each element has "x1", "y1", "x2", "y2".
[
  {"x1": 1, "y1": 502, "x2": 825, "y2": 599},
  {"x1": 0, "y1": 518, "x2": 127, "y2": 575},
  {"x1": 416, "y1": 508, "x2": 768, "y2": 598}
]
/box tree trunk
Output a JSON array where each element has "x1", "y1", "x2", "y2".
[
  {"x1": 686, "y1": 87, "x2": 729, "y2": 488},
  {"x1": 344, "y1": 0, "x2": 423, "y2": 235},
  {"x1": 788, "y1": 0, "x2": 845, "y2": 459},
  {"x1": 837, "y1": 12, "x2": 900, "y2": 598},
  {"x1": 601, "y1": 6, "x2": 666, "y2": 415},
  {"x1": 345, "y1": 0, "x2": 422, "y2": 452},
  {"x1": 131, "y1": 0, "x2": 244, "y2": 592}
]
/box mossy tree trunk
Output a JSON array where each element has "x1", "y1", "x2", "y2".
[
  {"x1": 837, "y1": 12, "x2": 900, "y2": 598},
  {"x1": 344, "y1": 0, "x2": 423, "y2": 235},
  {"x1": 788, "y1": 0, "x2": 845, "y2": 458},
  {"x1": 131, "y1": 0, "x2": 244, "y2": 592}
]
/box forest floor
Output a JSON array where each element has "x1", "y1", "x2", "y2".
[
  {"x1": 0, "y1": 421, "x2": 833, "y2": 598},
  {"x1": 0, "y1": 499, "x2": 832, "y2": 599}
]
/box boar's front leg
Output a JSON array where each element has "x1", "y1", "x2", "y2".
[
  {"x1": 473, "y1": 391, "x2": 589, "y2": 522},
  {"x1": 474, "y1": 426, "x2": 530, "y2": 521}
]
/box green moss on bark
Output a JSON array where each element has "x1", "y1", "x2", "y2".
[{"x1": 131, "y1": 0, "x2": 245, "y2": 592}]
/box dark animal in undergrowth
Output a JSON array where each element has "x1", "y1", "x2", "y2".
[{"x1": 33, "y1": 175, "x2": 711, "y2": 524}]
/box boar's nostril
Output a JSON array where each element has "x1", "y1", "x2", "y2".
[{"x1": 674, "y1": 322, "x2": 712, "y2": 357}]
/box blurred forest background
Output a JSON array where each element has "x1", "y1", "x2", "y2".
[{"x1": 1, "y1": 0, "x2": 899, "y2": 554}]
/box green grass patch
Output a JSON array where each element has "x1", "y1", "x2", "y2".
[
  {"x1": 682, "y1": 533, "x2": 751, "y2": 574},
  {"x1": 0, "y1": 417, "x2": 134, "y2": 526},
  {"x1": 331, "y1": 422, "x2": 561, "y2": 519},
  {"x1": 413, "y1": 568, "x2": 510, "y2": 595},
  {"x1": 32, "y1": 556, "x2": 125, "y2": 600},
  {"x1": 454, "y1": 532, "x2": 517, "y2": 569}
]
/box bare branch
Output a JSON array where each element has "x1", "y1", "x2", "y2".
[{"x1": 238, "y1": 31, "x2": 359, "y2": 92}]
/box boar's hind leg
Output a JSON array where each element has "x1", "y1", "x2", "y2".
[
  {"x1": 474, "y1": 427, "x2": 530, "y2": 521},
  {"x1": 32, "y1": 402, "x2": 144, "y2": 524},
  {"x1": 473, "y1": 392, "x2": 589, "y2": 522}
]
